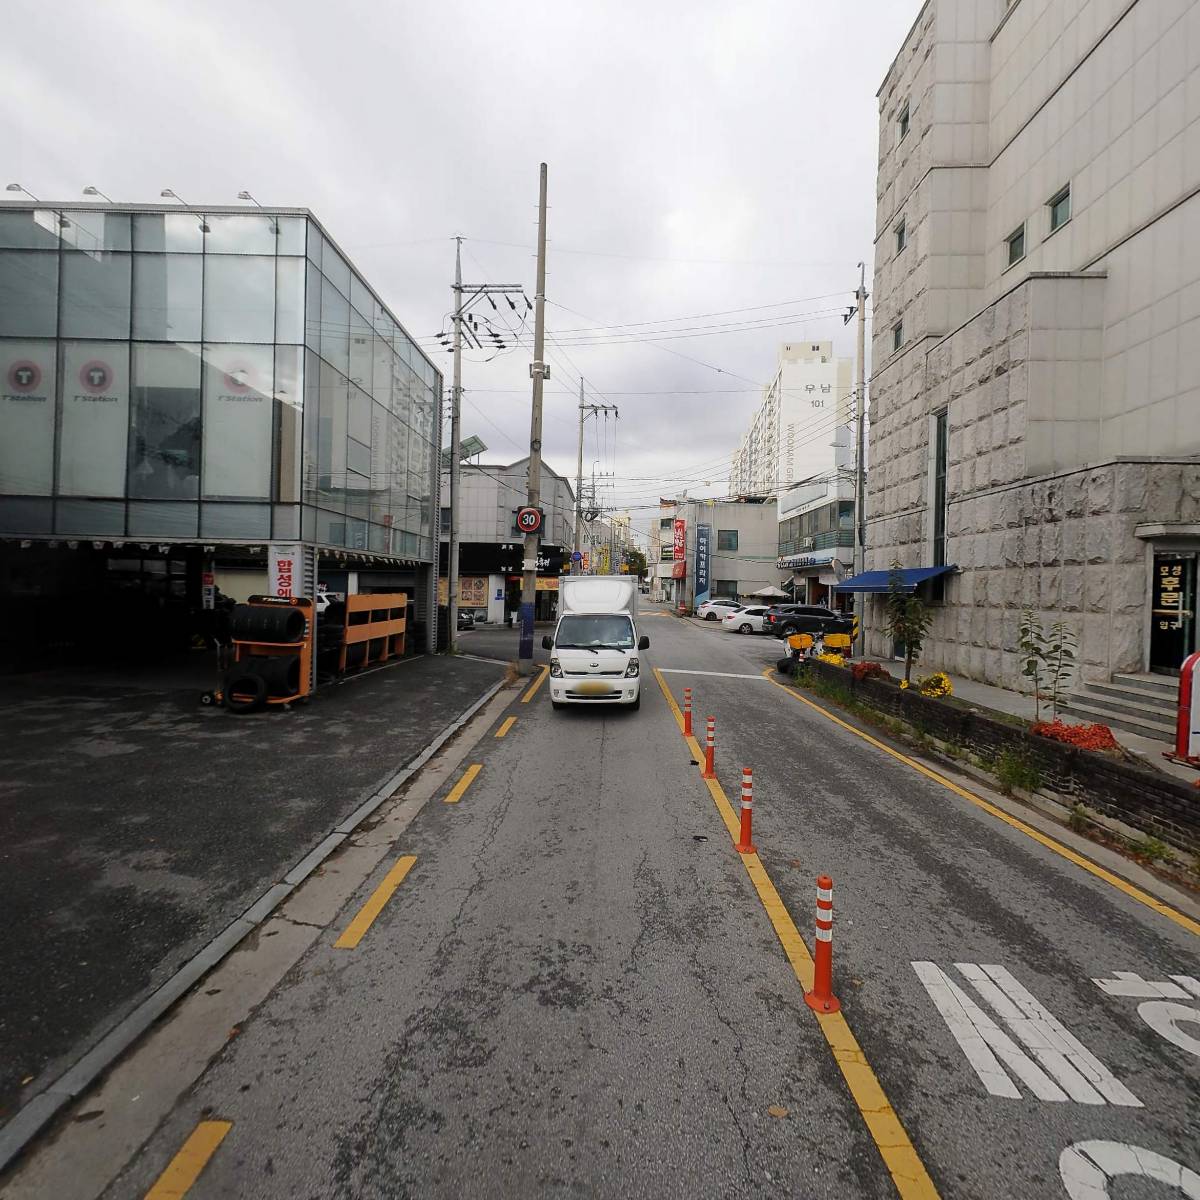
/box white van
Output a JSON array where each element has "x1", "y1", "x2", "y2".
[{"x1": 542, "y1": 575, "x2": 649, "y2": 711}]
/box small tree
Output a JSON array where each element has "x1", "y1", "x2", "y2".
[
  {"x1": 1018, "y1": 608, "x2": 1046, "y2": 722},
  {"x1": 884, "y1": 562, "x2": 933, "y2": 685},
  {"x1": 1046, "y1": 619, "x2": 1077, "y2": 719}
]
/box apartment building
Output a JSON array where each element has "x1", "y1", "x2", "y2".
[{"x1": 861, "y1": 0, "x2": 1200, "y2": 695}]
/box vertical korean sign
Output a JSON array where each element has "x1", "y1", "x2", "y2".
[
  {"x1": 694, "y1": 524, "x2": 712, "y2": 607},
  {"x1": 269, "y1": 544, "x2": 301, "y2": 599},
  {"x1": 671, "y1": 518, "x2": 687, "y2": 580}
]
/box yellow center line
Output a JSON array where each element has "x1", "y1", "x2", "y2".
[
  {"x1": 333, "y1": 855, "x2": 417, "y2": 949},
  {"x1": 495, "y1": 716, "x2": 517, "y2": 738},
  {"x1": 761, "y1": 668, "x2": 1200, "y2": 938},
  {"x1": 444, "y1": 762, "x2": 483, "y2": 804},
  {"x1": 654, "y1": 668, "x2": 940, "y2": 1200},
  {"x1": 144, "y1": 1119, "x2": 232, "y2": 1199},
  {"x1": 521, "y1": 663, "x2": 550, "y2": 703}
]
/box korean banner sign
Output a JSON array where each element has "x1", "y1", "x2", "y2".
[{"x1": 694, "y1": 524, "x2": 711, "y2": 606}]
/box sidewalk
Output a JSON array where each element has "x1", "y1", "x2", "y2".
[
  {"x1": 863, "y1": 657, "x2": 1196, "y2": 786},
  {"x1": 0, "y1": 652, "x2": 508, "y2": 1131}
]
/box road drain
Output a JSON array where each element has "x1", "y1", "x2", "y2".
[{"x1": 692, "y1": 834, "x2": 708, "y2": 842}]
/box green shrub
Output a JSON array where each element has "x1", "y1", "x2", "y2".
[
  {"x1": 1068, "y1": 803, "x2": 1090, "y2": 834},
  {"x1": 995, "y1": 749, "x2": 1041, "y2": 795},
  {"x1": 1130, "y1": 836, "x2": 1174, "y2": 864}
]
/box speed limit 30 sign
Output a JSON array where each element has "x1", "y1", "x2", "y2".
[{"x1": 516, "y1": 506, "x2": 543, "y2": 534}]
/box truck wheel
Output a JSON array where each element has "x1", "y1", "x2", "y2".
[
  {"x1": 551, "y1": 699, "x2": 565, "y2": 710},
  {"x1": 628, "y1": 693, "x2": 641, "y2": 711}
]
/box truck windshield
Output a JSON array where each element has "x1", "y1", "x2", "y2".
[{"x1": 555, "y1": 614, "x2": 635, "y2": 650}]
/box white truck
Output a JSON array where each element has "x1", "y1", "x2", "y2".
[{"x1": 542, "y1": 575, "x2": 650, "y2": 711}]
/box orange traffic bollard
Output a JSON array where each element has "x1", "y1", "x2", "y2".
[
  {"x1": 702, "y1": 716, "x2": 716, "y2": 778},
  {"x1": 683, "y1": 687, "x2": 693, "y2": 737},
  {"x1": 735, "y1": 767, "x2": 757, "y2": 854},
  {"x1": 804, "y1": 875, "x2": 841, "y2": 1013}
]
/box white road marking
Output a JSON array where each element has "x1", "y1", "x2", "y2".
[
  {"x1": 1059, "y1": 1141, "x2": 1200, "y2": 1199},
  {"x1": 959, "y1": 964, "x2": 1141, "y2": 1107},
  {"x1": 656, "y1": 669, "x2": 769, "y2": 680},
  {"x1": 912, "y1": 962, "x2": 1063, "y2": 1100},
  {"x1": 1135, "y1": 1002, "x2": 1200, "y2": 1059},
  {"x1": 1093, "y1": 972, "x2": 1200, "y2": 1059},
  {"x1": 1173, "y1": 976, "x2": 1200, "y2": 999},
  {"x1": 913, "y1": 962, "x2": 1140, "y2": 1105},
  {"x1": 1094, "y1": 971, "x2": 1192, "y2": 999}
]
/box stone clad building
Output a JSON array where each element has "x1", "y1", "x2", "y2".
[{"x1": 864, "y1": 0, "x2": 1200, "y2": 705}]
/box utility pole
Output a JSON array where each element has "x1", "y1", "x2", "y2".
[
  {"x1": 573, "y1": 380, "x2": 618, "y2": 575},
  {"x1": 448, "y1": 238, "x2": 464, "y2": 653},
  {"x1": 518, "y1": 162, "x2": 548, "y2": 676},
  {"x1": 442, "y1": 243, "x2": 525, "y2": 654},
  {"x1": 851, "y1": 262, "x2": 869, "y2": 648}
]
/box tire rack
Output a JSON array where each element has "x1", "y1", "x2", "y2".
[
  {"x1": 223, "y1": 595, "x2": 314, "y2": 707},
  {"x1": 338, "y1": 593, "x2": 407, "y2": 673}
]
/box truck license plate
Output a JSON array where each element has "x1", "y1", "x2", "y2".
[{"x1": 576, "y1": 681, "x2": 611, "y2": 695}]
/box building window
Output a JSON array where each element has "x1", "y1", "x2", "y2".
[
  {"x1": 717, "y1": 529, "x2": 738, "y2": 551},
  {"x1": 660, "y1": 546, "x2": 674, "y2": 561},
  {"x1": 895, "y1": 219, "x2": 906, "y2": 254},
  {"x1": 932, "y1": 409, "x2": 948, "y2": 568},
  {"x1": 714, "y1": 579, "x2": 738, "y2": 598},
  {"x1": 440, "y1": 506, "x2": 450, "y2": 533},
  {"x1": 659, "y1": 517, "x2": 673, "y2": 530},
  {"x1": 1006, "y1": 224, "x2": 1026, "y2": 267},
  {"x1": 892, "y1": 321, "x2": 904, "y2": 352},
  {"x1": 1048, "y1": 185, "x2": 1071, "y2": 232},
  {"x1": 897, "y1": 102, "x2": 910, "y2": 141}
]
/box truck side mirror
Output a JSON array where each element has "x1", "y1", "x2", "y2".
[
  {"x1": 541, "y1": 635, "x2": 553, "y2": 650},
  {"x1": 638, "y1": 635, "x2": 650, "y2": 650}
]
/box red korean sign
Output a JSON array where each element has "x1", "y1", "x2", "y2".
[
  {"x1": 673, "y1": 518, "x2": 686, "y2": 564},
  {"x1": 269, "y1": 543, "x2": 300, "y2": 598}
]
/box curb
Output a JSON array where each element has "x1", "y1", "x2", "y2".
[{"x1": 0, "y1": 675, "x2": 509, "y2": 1174}]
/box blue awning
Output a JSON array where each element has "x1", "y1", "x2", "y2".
[{"x1": 833, "y1": 565, "x2": 956, "y2": 593}]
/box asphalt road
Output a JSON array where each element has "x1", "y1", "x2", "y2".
[
  {"x1": 32, "y1": 610, "x2": 1200, "y2": 1198},
  {"x1": 0, "y1": 652, "x2": 506, "y2": 1126}
]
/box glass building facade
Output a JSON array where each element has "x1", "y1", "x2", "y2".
[{"x1": 0, "y1": 205, "x2": 440, "y2": 561}]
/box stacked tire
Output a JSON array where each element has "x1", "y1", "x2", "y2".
[{"x1": 223, "y1": 604, "x2": 305, "y2": 712}]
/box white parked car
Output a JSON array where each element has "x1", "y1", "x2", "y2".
[
  {"x1": 697, "y1": 598, "x2": 742, "y2": 622},
  {"x1": 722, "y1": 604, "x2": 769, "y2": 634}
]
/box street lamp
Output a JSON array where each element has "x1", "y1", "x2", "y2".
[
  {"x1": 5, "y1": 183, "x2": 38, "y2": 201},
  {"x1": 237, "y1": 190, "x2": 262, "y2": 206},
  {"x1": 82, "y1": 185, "x2": 114, "y2": 202},
  {"x1": 160, "y1": 188, "x2": 188, "y2": 205}
]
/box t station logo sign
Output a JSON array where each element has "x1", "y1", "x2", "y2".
[
  {"x1": 7, "y1": 361, "x2": 42, "y2": 396},
  {"x1": 75, "y1": 360, "x2": 118, "y2": 402}
]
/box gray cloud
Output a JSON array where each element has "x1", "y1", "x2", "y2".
[{"x1": 4, "y1": 0, "x2": 918, "y2": 540}]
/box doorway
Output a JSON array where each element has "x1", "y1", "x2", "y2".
[{"x1": 1150, "y1": 552, "x2": 1197, "y2": 673}]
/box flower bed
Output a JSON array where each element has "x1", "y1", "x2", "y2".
[{"x1": 1031, "y1": 719, "x2": 1119, "y2": 753}]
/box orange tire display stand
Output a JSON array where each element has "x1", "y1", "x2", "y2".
[
  {"x1": 338, "y1": 592, "x2": 407, "y2": 673},
  {"x1": 211, "y1": 595, "x2": 314, "y2": 710}
]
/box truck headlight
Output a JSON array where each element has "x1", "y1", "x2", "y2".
[
  {"x1": 624, "y1": 658, "x2": 640, "y2": 678},
  {"x1": 549, "y1": 659, "x2": 562, "y2": 677}
]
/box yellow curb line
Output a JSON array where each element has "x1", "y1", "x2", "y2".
[
  {"x1": 495, "y1": 716, "x2": 517, "y2": 738},
  {"x1": 521, "y1": 664, "x2": 550, "y2": 703},
  {"x1": 333, "y1": 855, "x2": 417, "y2": 949},
  {"x1": 444, "y1": 763, "x2": 483, "y2": 805},
  {"x1": 144, "y1": 1119, "x2": 232, "y2": 1199},
  {"x1": 654, "y1": 668, "x2": 940, "y2": 1200},
  {"x1": 762, "y1": 668, "x2": 1199, "y2": 938}
]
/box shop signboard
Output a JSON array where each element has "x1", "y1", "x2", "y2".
[
  {"x1": 269, "y1": 543, "x2": 300, "y2": 598},
  {"x1": 694, "y1": 524, "x2": 711, "y2": 606},
  {"x1": 673, "y1": 518, "x2": 686, "y2": 562},
  {"x1": 535, "y1": 577, "x2": 559, "y2": 591}
]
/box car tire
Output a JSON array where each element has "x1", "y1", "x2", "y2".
[
  {"x1": 223, "y1": 668, "x2": 268, "y2": 713},
  {"x1": 551, "y1": 699, "x2": 565, "y2": 711},
  {"x1": 628, "y1": 693, "x2": 641, "y2": 711},
  {"x1": 704, "y1": 612, "x2": 718, "y2": 622},
  {"x1": 739, "y1": 623, "x2": 752, "y2": 635}
]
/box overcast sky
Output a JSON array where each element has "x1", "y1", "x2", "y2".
[{"x1": 5, "y1": 0, "x2": 918, "y2": 546}]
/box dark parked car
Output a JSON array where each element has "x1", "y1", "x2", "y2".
[
  {"x1": 763, "y1": 603, "x2": 853, "y2": 639},
  {"x1": 457, "y1": 609, "x2": 476, "y2": 631}
]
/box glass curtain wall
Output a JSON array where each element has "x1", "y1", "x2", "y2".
[{"x1": 0, "y1": 207, "x2": 439, "y2": 558}]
